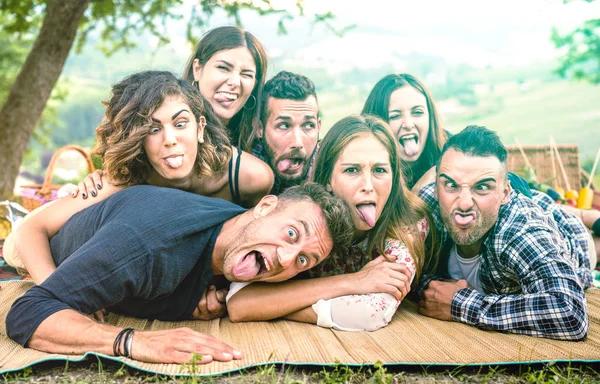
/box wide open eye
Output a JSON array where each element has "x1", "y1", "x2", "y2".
[
  {"x1": 287, "y1": 227, "x2": 298, "y2": 240},
  {"x1": 298, "y1": 255, "x2": 308, "y2": 266}
]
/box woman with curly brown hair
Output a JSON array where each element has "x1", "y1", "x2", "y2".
[{"x1": 5, "y1": 70, "x2": 273, "y2": 285}]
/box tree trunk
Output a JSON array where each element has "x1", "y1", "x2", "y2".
[{"x1": 0, "y1": 0, "x2": 90, "y2": 200}]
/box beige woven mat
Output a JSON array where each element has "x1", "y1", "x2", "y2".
[{"x1": 1, "y1": 281, "x2": 599, "y2": 376}]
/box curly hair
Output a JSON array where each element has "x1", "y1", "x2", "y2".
[
  {"x1": 183, "y1": 26, "x2": 268, "y2": 152},
  {"x1": 94, "y1": 70, "x2": 231, "y2": 187},
  {"x1": 313, "y1": 114, "x2": 439, "y2": 280},
  {"x1": 362, "y1": 73, "x2": 448, "y2": 189}
]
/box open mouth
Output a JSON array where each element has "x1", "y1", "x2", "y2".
[
  {"x1": 277, "y1": 158, "x2": 304, "y2": 173},
  {"x1": 232, "y1": 251, "x2": 271, "y2": 281},
  {"x1": 163, "y1": 155, "x2": 183, "y2": 169},
  {"x1": 214, "y1": 91, "x2": 238, "y2": 101},
  {"x1": 453, "y1": 212, "x2": 475, "y2": 228},
  {"x1": 398, "y1": 134, "x2": 420, "y2": 157},
  {"x1": 356, "y1": 202, "x2": 377, "y2": 227}
]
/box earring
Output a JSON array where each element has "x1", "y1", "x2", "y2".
[
  {"x1": 243, "y1": 94, "x2": 257, "y2": 110},
  {"x1": 198, "y1": 136, "x2": 204, "y2": 144},
  {"x1": 192, "y1": 80, "x2": 199, "y2": 89}
]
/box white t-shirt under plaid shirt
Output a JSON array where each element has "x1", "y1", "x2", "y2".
[{"x1": 418, "y1": 183, "x2": 592, "y2": 341}]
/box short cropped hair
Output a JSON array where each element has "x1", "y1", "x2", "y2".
[
  {"x1": 277, "y1": 182, "x2": 353, "y2": 260},
  {"x1": 438, "y1": 125, "x2": 508, "y2": 176},
  {"x1": 261, "y1": 71, "x2": 318, "y2": 126}
]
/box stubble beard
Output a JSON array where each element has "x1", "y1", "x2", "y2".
[{"x1": 441, "y1": 209, "x2": 497, "y2": 248}]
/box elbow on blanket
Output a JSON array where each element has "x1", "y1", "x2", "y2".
[
  {"x1": 6, "y1": 300, "x2": 33, "y2": 347},
  {"x1": 545, "y1": 297, "x2": 589, "y2": 341},
  {"x1": 555, "y1": 311, "x2": 589, "y2": 341},
  {"x1": 227, "y1": 302, "x2": 256, "y2": 323}
]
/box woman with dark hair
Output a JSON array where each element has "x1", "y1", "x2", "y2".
[
  {"x1": 5, "y1": 70, "x2": 273, "y2": 285},
  {"x1": 362, "y1": 73, "x2": 447, "y2": 190},
  {"x1": 226, "y1": 115, "x2": 438, "y2": 331},
  {"x1": 182, "y1": 25, "x2": 268, "y2": 151}
]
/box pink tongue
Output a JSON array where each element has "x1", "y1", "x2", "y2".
[
  {"x1": 232, "y1": 252, "x2": 260, "y2": 280},
  {"x1": 214, "y1": 94, "x2": 234, "y2": 102},
  {"x1": 401, "y1": 138, "x2": 419, "y2": 157},
  {"x1": 455, "y1": 214, "x2": 474, "y2": 226},
  {"x1": 357, "y1": 204, "x2": 377, "y2": 227},
  {"x1": 278, "y1": 159, "x2": 292, "y2": 172}
]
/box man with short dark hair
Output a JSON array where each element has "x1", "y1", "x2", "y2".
[
  {"x1": 418, "y1": 125, "x2": 592, "y2": 341},
  {"x1": 6, "y1": 183, "x2": 353, "y2": 363},
  {"x1": 252, "y1": 71, "x2": 321, "y2": 194}
]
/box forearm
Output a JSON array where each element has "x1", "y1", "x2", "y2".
[
  {"x1": 13, "y1": 226, "x2": 57, "y2": 284},
  {"x1": 284, "y1": 307, "x2": 317, "y2": 323},
  {"x1": 451, "y1": 285, "x2": 588, "y2": 340},
  {"x1": 227, "y1": 274, "x2": 356, "y2": 322},
  {"x1": 28, "y1": 309, "x2": 119, "y2": 355}
]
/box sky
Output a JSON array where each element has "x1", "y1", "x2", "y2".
[{"x1": 172, "y1": 0, "x2": 600, "y2": 70}]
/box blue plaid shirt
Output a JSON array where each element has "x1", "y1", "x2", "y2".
[{"x1": 418, "y1": 183, "x2": 592, "y2": 341}]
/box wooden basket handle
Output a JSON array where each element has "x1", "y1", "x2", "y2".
[{"x1": 39, "y1": 145, "x2": 96, "y2": 195}]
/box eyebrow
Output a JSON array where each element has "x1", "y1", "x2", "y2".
[
  {"x1": 340, "y1": 162, "x2": 390, "y2": 166},
  {"x1": 216, "y1": 59, "x2": 256, "y2": 74},
  {"x1": 389, "y1": 105, "x2": 426, "y2": 112},
  {"x1": 151, "y1": 109, "x2": 188, "y2": 124},
  {"x1": 439, "y1": 174, "x2": 497, "y2": 185},
  {"x1": 274, "y1": 115, "x2": 317, "y2": 122}
]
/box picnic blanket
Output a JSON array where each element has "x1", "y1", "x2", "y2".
[{"x1": 1, "y1": 280, "x2": 599, "y2": 377}]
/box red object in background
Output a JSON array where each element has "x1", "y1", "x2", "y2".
[{"x1": 564, "y1": 198, "x2": 578, "y2": 207}]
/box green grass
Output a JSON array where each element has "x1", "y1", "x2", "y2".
[
  {"x1": 444, "y1": 80, "x2": 600, "y2": 160},
  {"x1": 2, "y1": 360, "x2": 600, "y2": 383}
]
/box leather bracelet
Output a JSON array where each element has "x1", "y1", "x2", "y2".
[
  {"x1": 113, "y1": 328, "x2": 134, "y2": 357},
  {"x1": 123, "y1": 329, "x2": 135, "y2": 359}
]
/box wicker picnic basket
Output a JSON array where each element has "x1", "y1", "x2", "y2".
[
  {"x1": 19, "y1": 145, "x2": 95, "y2": 212},
  {"x1": 505, "y1": 144, "x2": 598, "y2": 190}
]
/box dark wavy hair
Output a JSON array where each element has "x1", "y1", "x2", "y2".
[
  {"x1": 260, "y1": 70, "x2": 319, "y2": 126},
  {"x1": 183, "y1": 26, "x2": 268, "y2": 152},
  {"x1": 94, "y1": 70, "x2": 231, "y2": 187},
  {"x1": 362, "y1": 73, "x2": 447, "y2": 188},
  {"x1": 313, "y1": 114, "x2": 438, "y2": 279}
]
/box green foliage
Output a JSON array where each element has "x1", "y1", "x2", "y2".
[{"x1": 551, "y1": 1, "x2": 600, "y2": 83}]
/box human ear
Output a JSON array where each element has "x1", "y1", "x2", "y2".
[
  {"x1": 253, "y1": 195, "x2": 279, "y2": 218},
  {"x1": 256, "y1": 120, "x2": 264, "y2": 139},
  {"x1": 501, "y1": 179, "x2": 511, "y2": 205},
  {"x1": 192, "y1": 58, "x2": 203, "y2": 82},
  {"x1": 198, "y1": 116, "x2": 206, "y2": 144}
]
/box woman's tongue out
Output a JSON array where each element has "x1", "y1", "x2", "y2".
[
  {"x1": 232, "y1": 251, "x2": 261, "y2": 280},
  {"x1": 400, "y1": 136, "x2": 419, "y2": 157},
  {"x1": 356, "y1": 204, "x2": 377, "y2": 227}
]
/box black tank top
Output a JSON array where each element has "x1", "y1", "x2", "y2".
[{"x1": 228, "y1": 146, "x2": 242, "y2": 205}]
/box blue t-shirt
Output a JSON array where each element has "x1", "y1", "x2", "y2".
[{"x1": 6, "y1": 185, "x2": 246, "y2": 346}]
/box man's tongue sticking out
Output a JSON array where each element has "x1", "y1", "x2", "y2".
[
  {"x1": 401, "y1": 137, "x2": 420, "y2": 157},
  {"x1": 278, "y1": 159, "x2": 292, "y2": 172},
  {"x1": 357, "y1": 204, "x2": 377, "y2": 227},
  {"x1": 232, "y1": 252, "x2": 261, "y2": 280},
  {"x1": 454, "y1": 213, "x2": 474, "y2": 226}
]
